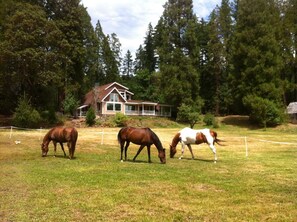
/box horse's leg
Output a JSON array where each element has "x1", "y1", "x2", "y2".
[
  {"x1": 120, "y1": 141, "x2": 125, "y2": 162},
  {"x1": 60, "y1": 142, "x2": 67, "y2": 157},
  {"x1": 187, "y1": 144, "x2": 195, "y2": 159},
  {"x1": 67, "y1": 142, "x2": 72, "y2": 159},
  {"x1": 179, "y1": 142, "x2": 185, "y2": 160},
  {"x1": 53, "y1": 141, "x2": 57, "y2": 157},
  {"x1": 209, "y1": 144, "x2": 217, "y2": 163},
  {"x1": 147, "y1": 145, "x2": 152, "y2": 163},
  {"x1": 133, "y1": 145, "x2": 145, "y2": 162},
  {"x1": 124, "y1": 141, "x2": 130, "y2": 161}
]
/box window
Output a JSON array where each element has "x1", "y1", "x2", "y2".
[
  {"x1": 107, "y1": 102, "x2": 121, "y2": 111},
  {"x1": 109, "y1": 93, "x2": 119, "y2": 102}
]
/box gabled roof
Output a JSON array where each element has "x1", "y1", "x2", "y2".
[
  {"x1": 84, "y1": 82, "x2": 133, "y2": 105},
  {"x1": 287, "y1": 102, "x2": 297, "y2": 114}
]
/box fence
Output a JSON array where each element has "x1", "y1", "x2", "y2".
[{"x1": 1, "y1": 126, "x2": 297, "y2": 157}]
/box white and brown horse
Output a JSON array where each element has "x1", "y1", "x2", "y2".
[{"x1": 169, "y1": 127, "x2": 224, "y2": 163}]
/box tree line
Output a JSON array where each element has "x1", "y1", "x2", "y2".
[{"x1": 0, "y1": 0, "x2": 296, "y2": 127}]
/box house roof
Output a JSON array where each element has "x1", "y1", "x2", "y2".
[
  {"x1": 287, "y1": 102, "x2": 297, "y2": 114},
  {"x1": 84, "y1": 82, "x2": 133, "y2": 105}
]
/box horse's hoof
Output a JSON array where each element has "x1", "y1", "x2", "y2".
[
  {"x1": 214, "y1": 161, "x2": 217, "y2": 164},
  {"x1": 179, "y1": 157, "x2": 182, "y2": 160},
  {"x1": 120, "y1": 160, "x2": 124, "y2": 163}
]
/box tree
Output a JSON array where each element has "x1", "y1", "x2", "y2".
[
  {"x1": 176, "y1": 103, "x2": 200, "y2": 128},
  {"x1": 155, "y1": 0, "x2": 202, "y2": 110},
  {"x1": 279, "y1": 0, "x2": 297, "y2": 104},
  {"x1": 121, "y1": 50, "x2": 133, "y2": 77},
  {"x1": 0, "y1": 2, "x2": 63, "y2": 114},
  {"x1": 231, "y1": 0, "x2": 283, "y2": 115}
]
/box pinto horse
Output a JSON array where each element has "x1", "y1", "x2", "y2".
[
  {"x1": 169, "y1": 127, "x2": 224, "y2": 163},
  {"x1": 41, "y1": 127, "x2": 78, "y2": 159},
  {"x1": 117, "y1": 127, "x2": 166, "y2": 164}
]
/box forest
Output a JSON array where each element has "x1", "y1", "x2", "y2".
[{"x1": 0, "y1": 0, "x2": 296, "y2": 127}]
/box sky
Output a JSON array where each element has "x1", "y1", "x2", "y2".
[{"x1": 81, "y1": 0, "x2": 222, "y2": 57}]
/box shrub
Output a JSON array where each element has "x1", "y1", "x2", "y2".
[
  {"x1": 243, "y1": 95, "x2": 284, "y2": 128},
  {"x1": 177, "y1": 103, "x2": 200, "y2": 128},
  {"x1": 86, "y1": 107, "x2": 96, "y2": 126},
  {"x1": 62, "y1": 93, "x2": 79, "y2": 116},
  {"x1": 203, "y1": 113, "x2": 219, "y2": 128},
  {"x1": 113, "y1": 112, "x2": 129, "y2": 127},
  {"x1": 13, "y1": 95, "x2": 41, "y2": 128},
  {"x1": 203, "y1": 113, "x2": 214, "y2": 126}
]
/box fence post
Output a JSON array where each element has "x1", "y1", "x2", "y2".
[
  {"x1": 245, "y1": 136, "x2": 248, "y2": 157},
  {"x1": 9, "y1": 126, "x2": 13, "y2": 139},
  {"x1": 101, "y1": 128, "x2": 104, "y2": 145}
]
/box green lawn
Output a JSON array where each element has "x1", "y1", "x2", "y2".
[{"x1": 0, "y1": 124, "x2": 297, "y2": 221}]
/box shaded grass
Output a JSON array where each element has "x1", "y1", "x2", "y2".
[{"x1": 0, "y1": 126, "x2": 297, "y2": 221}]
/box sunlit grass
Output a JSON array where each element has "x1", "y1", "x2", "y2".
[{"x1": 0, "y1": 125, "x2": 297, "y2": 221}]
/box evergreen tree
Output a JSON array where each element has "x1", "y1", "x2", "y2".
[
  {"x1": 279, "y1": 0, "x2": 297, "y2": 103},
  {"x1": 200, "y1": 1, "x2": 233, "y2": 115},
  {"x1": 155, "y1": 0, "x2": 202, "y2": 112},
  {"x1": 231, "y1": 0, "x2": 283, "y2": 115},
  {"x1": 0, "y1": 2, "x2": 63, "y2": 113},
  {"x1": 121, "y1": 50, "x2": 133, "y2": 77}
]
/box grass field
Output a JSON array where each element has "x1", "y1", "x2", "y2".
[{"x1": 0, "y1": 119, "x2": 297, "y2": 221}]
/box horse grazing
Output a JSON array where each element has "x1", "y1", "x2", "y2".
[
  {"x1": 169, "y1": 127, "x2": 224, "y2": 163},
  {"x1": 117, "y1": 127, "x2": 166, "y2": 164},
  {"x1": 41, "y1": 127, "x2": 78, "y2": 159}
]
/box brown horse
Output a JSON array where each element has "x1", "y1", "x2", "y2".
[
  {"x1": 117, "y1": 127, "x2": 166, "y2": 164},
  {"x1": 41, "y1": 127, "x2": 78, "y2": 159},
  {"x1": 170, "y1": 127, "x2": 224, "y2": 163}
]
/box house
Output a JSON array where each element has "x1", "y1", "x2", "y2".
[
  {"x1": 77, "y1": 82, "x2": 172, "y2": 117},
  {"x1": 287, "y1": 102, "x2": 297, "y2": 123}
]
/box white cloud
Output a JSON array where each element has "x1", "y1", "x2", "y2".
[{"x1": 81, "y1": 0, "x2": 221, "y2": 56}]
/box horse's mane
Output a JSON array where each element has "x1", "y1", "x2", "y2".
[
  {"x1": 171, "y1": 133, "x2": 181, "y2": 148},
  {"x1": 43, "y1": 127, "x2": 55, "y2": 143},
  {"x1": 148, "y1": 128, "x2": 163, "y2": 150}
]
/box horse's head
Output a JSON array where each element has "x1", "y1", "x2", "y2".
[
  {"x1": 41, "y1": 143, "x2": 49, "y2": 157},
  {"x1": 169, "y1": 144, "x2": 176, "y2": 158},
  {"x1": 158, "y1": 148, "x2": 166, "y2": 164}
]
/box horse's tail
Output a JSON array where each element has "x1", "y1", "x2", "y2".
[
  {"x1": 212, "y1": 131, "x2": 226, "y2": 146},
  {"x1": 117, "y1": 127, "x2": 125, "y2": 144}
]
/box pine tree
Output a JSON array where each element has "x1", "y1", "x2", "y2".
[
  {"x1": 121, "y1": 50, "x2": 133, "y2": 77},
  {"x1": 155, "y1": 0, "x2": 202, "y2": 111},
  {"x1": 279, "y1": 0, "x2": 297, "y2": 103},
  {"x1": 231, "y1": 0, "x2": 284, "y2": 123}
]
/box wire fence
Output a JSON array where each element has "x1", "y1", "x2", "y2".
[{"x1": 1, "y1": 126, "x2": 297, "y2": 157}]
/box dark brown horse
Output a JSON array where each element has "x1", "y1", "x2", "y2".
[
  {"x1": 117, "y1": 127, "x2": 166, "y2": 164},
  {"x1": 41, "y1": 127, "x2": 78, "y2": 159},
  {"x1": 170, "y1": 127, "x2": 224, "y2": 163}
]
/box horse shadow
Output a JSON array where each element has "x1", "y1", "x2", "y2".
[
  {"x1": 176, "y1": 157, "x2": 215, "y2": 163},
  {"x1": 45, "y1": 154, "x2": 76, "y2": 160},
  {"x1": 125, "y1": 159, "x2": 154, "y2": 164}
]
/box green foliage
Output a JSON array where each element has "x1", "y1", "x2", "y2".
[
  {"x1": 177, "y1": 103, "x2": 200, "y2": 128},
  {"x1": 113, "y1": 112, "x2": 129, "y2": 127},
  {"x1": 203, "y1": 113, "x2": 215, "y2": 126},
  {"x1": 243, "y1": 95, "x2": 284, "y2": 128},
  {"x1": 86, "y1": 107, "x2": 96, "y2": 126},
  {"x1": 62, "y1": 94, "x2": 79, "y2": 116},
  {"x1": 13, "y1": 95, "x2": 41, "y2": 128}
]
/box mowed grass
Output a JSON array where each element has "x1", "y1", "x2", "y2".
[{"x1": 0, "y1": 124, "x2": 297, "y2": 221}]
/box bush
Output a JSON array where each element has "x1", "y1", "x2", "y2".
[
  {"x1": 13, "y1": 95, "x2": 41, "y2": 128},
  {"x1": 62, "y1": 93, "x2": 79, "y2": 116},
  {"x1": 243, "y1": 95, "x2": 284, "y2": 128},
  {"x1": 203, "y1": 113, "x2": 219, "y2": 128},
  {"x1": 203, "y1": 113, "x2": 214, "y2": 126},
  {"x1": 177, "y1": 103, "x2": 200, "y2": 128},
  {"x1": 113, "y1": 112, "x2": 129, "y2": 127},
  {"x1": 86, "y1": 107, "x2": 96, "y2": 126}
]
